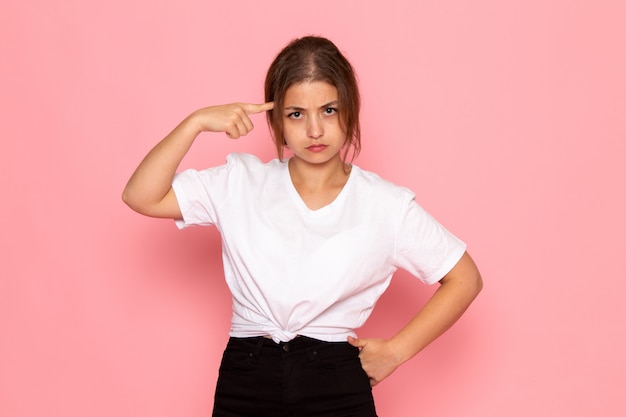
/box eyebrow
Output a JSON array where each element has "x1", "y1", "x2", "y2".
[{"x1": 284, "y1": 101, "x2": 339, "y2": 111}]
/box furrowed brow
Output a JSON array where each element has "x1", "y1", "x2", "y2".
[
  {"x1": 320, "y1": 101, "x2": 339, "y2": 109},
  {"x1": 284, "y1": 106, "x2": 305, "y2": 111},
  {"x1": 284, "y1": 101, "x2": 339, "y2": 112}
]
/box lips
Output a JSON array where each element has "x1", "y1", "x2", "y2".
[{"x1": 306, "y1": 144, "x2": 328, "y2": 152}]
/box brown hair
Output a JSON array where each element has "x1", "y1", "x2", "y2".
[{"x1": 264, "y1": 36, "x2": 361, "y2": 162}]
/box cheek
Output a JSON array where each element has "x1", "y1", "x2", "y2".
[
  {"x1": 336, "y1": 117, "x2": 348, "y2": 135},
  {"x1": 330, "y1": 120, "x2": 348, "y2": 140},
  {"x1": 282, "y1": 123, "x2": 299, "y2": 142}
]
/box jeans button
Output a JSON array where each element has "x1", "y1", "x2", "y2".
[{"x1": 282, "y1": 343, "x2": 290, "y2": 352}]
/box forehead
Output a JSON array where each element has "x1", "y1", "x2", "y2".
[{"x1": 283, "y1": 81, "x2": 338, "y2": 107}]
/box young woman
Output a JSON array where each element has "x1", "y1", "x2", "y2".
[{"x1": 123, "y1": 36, "x2": 482, "y2": 417}]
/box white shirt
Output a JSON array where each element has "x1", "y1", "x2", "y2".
[{"x1": 172, "y1": 153, "x2": 466, "y2": 342}]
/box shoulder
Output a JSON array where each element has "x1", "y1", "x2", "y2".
[
  {"x1": 350, "y1": 165, "x2": 415, "y2": 202},
  {"x1": 220, "y1": 153, "x2": 285, "y2": 190},
  {"x1": 174, "y1": 153, "x2": 281, "y2": 186},
  {"x1": 225, "y1": 152, "x2": 263, "y2": 168},
  {"x1": 226, "y1": 153, "x2": 282, "y2": 173}
]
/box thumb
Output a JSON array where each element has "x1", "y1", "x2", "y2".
[{"x1": 347, "y1": 336, "x2": 366, "y2": 348}]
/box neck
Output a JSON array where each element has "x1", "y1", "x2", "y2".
[{"x1": 288, "y1": 156, "x2": 350, "y2": 190}]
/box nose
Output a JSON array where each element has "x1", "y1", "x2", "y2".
[{"x1": 306, "y1": 115, "x2": 324, "y2": 139}]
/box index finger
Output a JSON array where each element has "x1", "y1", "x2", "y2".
[{"x1": 243, "y1": 102, "x2": 274, "y2": 114}]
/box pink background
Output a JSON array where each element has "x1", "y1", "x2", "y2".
[{"x1": 2, "y1": 0, "x2": 625, "y2": 416}]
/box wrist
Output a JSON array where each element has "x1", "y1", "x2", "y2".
[
  {"x1": 388, "y1": 336, "x2": 419, "y2": 366},
  {"x1": 185, "y1": 111, "x2": 208, "y2": 136}
]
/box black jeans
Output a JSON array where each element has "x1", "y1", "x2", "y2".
[{"x1": 212, "y1": 336, "x2": 378, "y2": 417}]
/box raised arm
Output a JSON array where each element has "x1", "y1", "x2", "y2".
[
  {"x1": 122, "y1": 102, "x2": 273, "y2": 218},
  {"x1": 349, "y1": 251, "x2": 483, "y2": 386}
]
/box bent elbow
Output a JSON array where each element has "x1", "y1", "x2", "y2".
[
  {"x1": 121, "y1": 188, "x2": 131, "y2": 207},
  {"x1": 120, "y1": 185, "x2": 180, "y2": 219},
  {"x1": 121, "y1": 186, "x2": 146, "y2": 214},
  {"x1": 121, "y1": 186, "x2": 136, "y2": 209},
  {"x1": 473, "y1": 271, "x2": 484, "y2": 297}
]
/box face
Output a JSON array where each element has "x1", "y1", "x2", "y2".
[{"x1": 282, "y1": 81, "x2": 347, "y2": 167}]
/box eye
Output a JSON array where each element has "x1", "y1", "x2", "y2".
[
  {"x1": 287, "y1": 111, "x2": 302, "y2": 119},
  {"x1": 324, "y1": 107, "x2": 338, "y2": 115}
]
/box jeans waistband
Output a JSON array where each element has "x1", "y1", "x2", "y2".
[{"x1": 228, "y1": 335, "x2": 354, "y2": 357}]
